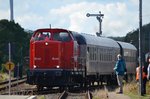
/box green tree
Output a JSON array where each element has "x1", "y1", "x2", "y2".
[
  {"x1": 109, "y1": 23, "x2": 150, "y2": 60},
  {"x1": 124, "y1": 23, "x2": 150, "y2": 57},
  {"x1": 0, "y1": 19, "x2": 31, "y2": 72}
]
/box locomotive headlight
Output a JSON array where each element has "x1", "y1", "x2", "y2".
[
  {"x1": 56, "y1": 65, "x2": 60, "y2": 69},
  {"x1": 45, "y1": 42, "x2": 48, "y2": 46},
  {"x1": 33, "y1": 65, "x2": 37, "y2": 69}
]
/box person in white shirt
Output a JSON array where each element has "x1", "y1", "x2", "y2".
[{"x1": 147, "y1": 57, "x2": 150, "y2": 80}]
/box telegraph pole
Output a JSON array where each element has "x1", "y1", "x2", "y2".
[
  {"x1": 139, "y1": 0, "x2": 143, "y2": 96},
  {"x1": 86, "y1": 11, "x2": 104, "y2": 36},
  {"x1": 9, "y1": 0, "x2": 14, "y2": 21},
  {"x1": 8, "y1": 43, "x2": 11, "y2": 95}
]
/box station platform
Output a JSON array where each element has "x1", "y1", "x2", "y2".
[{"x1": 0, "y1": 95, "x2": 36, "y2": 99}]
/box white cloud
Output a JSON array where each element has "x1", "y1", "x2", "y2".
[
  {"x1": 143, "y1": 0, "x2": 150, "y2": 25},
  {"x1": 1, "y1": 0, "x2": 149, "y2": 37},
  {"x1": 130, "y1": 0, "x2": 139, "y2": 5},
  {"x1": 48, "y1": 1, "x2": 137, "y2": 36},
  {"x1": 69, "y1": 12, "x2": 87, "y2": 32},
  {"x1": 0, "y1": 10, "x2": 9, "y2": 19},
  {"x1": 16, "y1": 13, "x2": 46, "y2": 30}
]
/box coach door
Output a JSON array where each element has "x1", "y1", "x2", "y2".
[{"x1": 60, "y1": 32, "x2": 73, "y2": 69}]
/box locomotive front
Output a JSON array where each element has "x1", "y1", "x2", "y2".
[{"x1": 27, "y1": 29, "x2": 80, "y2": 90}]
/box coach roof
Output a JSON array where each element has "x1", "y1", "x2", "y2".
[
  {"x1": 72, "y1": 32, "x2": 119, "y2": 48},
  {"x1": 81, "y1": 33, "x2": 119, "y2": 48},
  {"x1": 117, "y1": 41, "x2": 137, "y2": 50}
]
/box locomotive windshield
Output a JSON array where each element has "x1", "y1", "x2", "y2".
[
  {"x1": 32, "y1": 31, "x2": 71, "y2": 42},
  {"x1": 34, "y1": 32, "x2": 51, "y2": 41},
  {"x1": 53, "y1": 32, "x2": 71, "y2": 42}
]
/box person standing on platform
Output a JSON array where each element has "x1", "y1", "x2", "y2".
[
  {"x1": 114, "y1": 54, "x2": 126, "y2": 94},
  {"x1": 147, "y1": 56, "x2": 150, "y2": 80},
  {"x1": 136, "y1": 65, "x2": 147, "y2": 95}
]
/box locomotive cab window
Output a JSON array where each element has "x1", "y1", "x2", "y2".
[
  {"x1": 53, "y1": 33, "x2": 61, "y2": 41},
  {"x1": 59, "y1": 32, "x2": 71, "y2": 42},
  {"x1": 53, "y1": 32, "x2": 71, "y2": 42},
  {"x1": 34, "y1": 32, "x2": 51, "y2": 41}
]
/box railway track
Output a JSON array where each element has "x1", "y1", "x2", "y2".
[
  {"x1": 0, "y1": 76, "x2": 27, "y2": 94},
  {"x1": 0, "y1": 77, "x2": 110, "y2": 99},
  {"x1": 45, "y1": 90, "x2": 92, "y2": 99}
]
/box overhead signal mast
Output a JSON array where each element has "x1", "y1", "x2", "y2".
[{"x1": 86, "y1": 11, "x2": 104, "y2": 37}]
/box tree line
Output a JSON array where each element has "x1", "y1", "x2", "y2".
[
  {"x1": 110, "y1": 23, "x2": 150, "y2": 61},
  {"x1": 0, "y1": 19, "x2": 32, "y2": 73}
]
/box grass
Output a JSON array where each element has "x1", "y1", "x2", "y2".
[
  {"x1": 92, "y1": 81, "x2": 150, "y2": 99},
  {"x1": 0, "y1": 73, "x2": 9, "y2": 82},
  {"x1": 37, "y1": 95, "x2": 45, "y2": 99},
  {"x1": 124, "y1": 81, "x2": 150, "y2": 99}
]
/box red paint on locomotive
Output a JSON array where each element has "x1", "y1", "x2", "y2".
[{"x1": 30, "y1": 28, "x2": 79, "y2": 70}]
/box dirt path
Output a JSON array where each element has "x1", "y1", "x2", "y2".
[
  {"x1": 107, "y1": 92, "x2": 130, "y2": 99},
  {"x1": 92, "y1": 85, "x2": 132, "y2": 99}
]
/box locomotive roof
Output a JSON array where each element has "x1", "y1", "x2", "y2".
[
  {"x1": 117, "y1": 41, "x2": 137, "y2": 50},
  {"x1": 72, "y1": 32, "x2": 119, "y2": 48}
]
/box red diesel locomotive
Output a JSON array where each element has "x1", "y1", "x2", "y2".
[{"x1": 27, "y1": 28, "x2": 137, "y2": 90}]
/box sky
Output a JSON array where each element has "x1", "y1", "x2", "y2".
[{"x1": 0, "y1": 0, "x2": 150, "y2": 37}]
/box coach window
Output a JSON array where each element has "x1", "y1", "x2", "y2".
[
  {"x1": 90, "y1": 47, "x2": 92, "y2": 60},
  {"x1": 91, "y1": 47, "x2": 94, "y2": 60},
  {"x1": 92, "y1": 50, "x2": 94, "y2": 60}
]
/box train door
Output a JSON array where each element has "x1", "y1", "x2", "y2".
[
  {"x1": 73, "y1": 41, "x2": 78, "y2": 70},
  {"x1": 86, "y1": 47, "x2": 90, "y2": 74}
]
